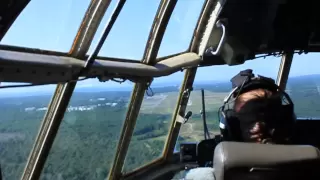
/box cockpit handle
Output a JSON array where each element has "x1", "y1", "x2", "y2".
[{"x1": 206, "y1": 20, "x2": 226, "y2": 56}]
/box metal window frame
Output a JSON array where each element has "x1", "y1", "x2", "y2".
[
  {"x1": 152, "y1": 0, "x2": 208, "y2": 63},
  {"x1": 276, "y1": 52, "x2": 294, "y2": 90},
  {"x1": 108, "y1": 0, "x2": 178, "y2": 179},
  {"x1": 0, "y1": 50, "x2": 201, "y2": 84},
  {"x1": 163, "y1": 67, "x2": 198, "y2": 159},
  {"x1": 21, "y1": 0, "x2": 112, "y2": 179},
  {"x1": 162, "y1": 0, "x2": 216, "y2": 159},
  {"x1": 142, "y1": 0, "x2": 177, "y2": 65},
  {"x1": 117, "y1": 1, "x2": 211, "y2": 178},
  {"x1": 123, "y1": 153, "x2": 185, "y2": 180},
  {"x1": 0, "y1": 44, "x2": 71, "y2": 56}
]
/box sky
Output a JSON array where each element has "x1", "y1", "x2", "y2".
[{"x1": 0, "y1": 0, "x2": 320, "y2": 95}]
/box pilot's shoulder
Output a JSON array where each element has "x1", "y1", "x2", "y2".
[{"x1": 185, "y1": 167, "x2": 215, "y2": 180}]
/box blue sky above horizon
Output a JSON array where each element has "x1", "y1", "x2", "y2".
[{"x1": 1, "y1": 0, "x2": 320, "y2": 95}]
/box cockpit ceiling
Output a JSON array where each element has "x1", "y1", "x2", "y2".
[
  {"x1": 0, "y1": 0, "x2": 30, "y2": 41},
  {"x1": 217, "y1": 0, "x2": 320, "y2": 56}
]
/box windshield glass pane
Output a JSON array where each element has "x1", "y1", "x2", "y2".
[
  {"x1": 40, "y1": 79, "x2": 133, "y2": 179},
  {"x1": 176, "y1": 56, "x2": 281, "y2": 149},
  {"x1": 1, "y1": 0, "x2": 91, "y2": 52},
  {"x1": 123, "y1": 71, "x2": 184, "y2": 173},
  {"x1": 286, "y1": 53, "x2": 320, "y2": 118},
  {"x1": 0, "y1": 84, "x2": 55, "y2": 179},
  {"x1": 93, "y1": 0, "x2": 160, "y2": 60},
  {"x1": 157, "y1": 0, "x2": 205, "y2": 57}
]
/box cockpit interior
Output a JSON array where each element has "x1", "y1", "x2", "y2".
[{"x1": 1, "y1": 0, "x2": 320, "y2": 180}]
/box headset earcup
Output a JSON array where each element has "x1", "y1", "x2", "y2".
[
  {"x1": 220, "y1": 110, "x2": 244, "y2": 141},
  {"x1": 219, "y1": 111, "x2": 228, "y2": 139}
]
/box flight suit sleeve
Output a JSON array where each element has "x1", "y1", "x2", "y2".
[{"x1": 184, "y1": 167, "x2": 215, "y2": 180}]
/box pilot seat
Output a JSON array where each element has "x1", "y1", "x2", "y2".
[{"x1": 213, "y1": 142, "x2": 320, "y2": 180}]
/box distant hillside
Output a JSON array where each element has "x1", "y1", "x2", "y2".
[
  {"x1": 290, "y1": 74, "x2": 320, "y2": 80},
  {"x1": 1, "y1": 74, "x2": 320, "y2": 98},
  {"x1": 287, "y1": 74, "x2": 320, "y2": 87},
  {"x1": 192, "y1": 74, "x2": 320, "y2": 92}
]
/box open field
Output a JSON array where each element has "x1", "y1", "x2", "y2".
[
  {"x1": 179, "y1": 122, "x2": 219, "y2": 142},
  {"x1": 139, "y1": 90, "x2": 227, "y2": 142},
  {"x1": 140, "y1": 92, "x2": 179, "y2": 114},
  {"x1": 140, "y1": 90, "x2": 228, "y2": 115},
  {"x1": 187, "y1": 90, "x2": 229, "y2": 113}
]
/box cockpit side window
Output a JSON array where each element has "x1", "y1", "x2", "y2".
[
  {"x1": 157, "y1": 0, "x2": 205, "y2": 58},
  {"x1": 285, "y1": 53, "x2": 320, "y2": 119},
  {"x1": 123, "y1": 71, "x2": 184, "y2": 174},
  {"x1": 94, "y1": 0, "x2": 160, "y2": 60},
  {"x1": 0, "y1": 83, "x2": 55, "y2": 179}
]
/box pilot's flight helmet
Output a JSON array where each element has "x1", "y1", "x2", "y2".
[{"x1": 218, "y1": 69, "x2": 296, "y2": 143}]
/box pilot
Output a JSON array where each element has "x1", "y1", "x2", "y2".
[
  {"x1": 185, "y1": 69, "x2": 296, "y2": 180},
  {"x1": 219, "y1": 69, "x2": 296, "y2": 144},
  {"x1": 233, "y1": 87, "x2": 285, "y2": 144}
]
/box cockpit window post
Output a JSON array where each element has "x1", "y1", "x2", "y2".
[
  {"x1": 276, "y1": 52, "x2": 294, "y2": 90},
  {"x1": 163, "y1": 67, "x2": 197, "y2": 160},
  {"x1": 109, "y1": 83, "x2": 148, "y2": 180},
  {"x1": 108, "y1": 0, "x2": 178, "y2": 179},
  {"x1": 20, "y1": 1, "x2": 112, "y2": 179},
  {"x1": 142, "y1": 0, "x2": 177, "y2": 65},
  {"x1": 163, "y1": 0, "x2": 215, "y2": 159}
]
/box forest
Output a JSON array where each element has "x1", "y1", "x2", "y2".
[{"x1": 0, "y1": 74, "x2": 320, "y2": 179}]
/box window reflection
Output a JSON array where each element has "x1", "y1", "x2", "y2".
[
  {"x1": 123, "y1": 72, "x2": 184, "y2": 173},
  {"x1": 94, "y1": 0, "x2": 160, "y2": 59},
  {"x1": 1, "y1": 0, "x2": 91, "y2": 52},
  {"x1": 40, "y1": 79, "x2": 133, "y2": 180},
  {"x1": 286, "y1": 53, "x2": 320, "y2": 118},
  {"x1": 0, "y1": 84, "x2": 55, "y2": 180},
  {"x1": 176, "y1": 56, "x2": 281, "y2": 148},
  {"x1": 157, "y1": 0, "x2": 205, "y2": 57}
]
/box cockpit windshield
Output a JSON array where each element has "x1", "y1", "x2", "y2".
[
  {"x1": 0, "y1": 0, "x2": 204, "y2": 179},
  {"x1": 1, "y1": 0, "x2": 320, "y2": 180}
]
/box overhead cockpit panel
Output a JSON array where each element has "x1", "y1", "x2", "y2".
[
  {"x1": 200, "y1": 0, "x2": 320, "y2": 66},
  {"x1": 0, "y1": 0, "x2": 30, "y2": 41}
]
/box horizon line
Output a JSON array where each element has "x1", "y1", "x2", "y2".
[{"x1": 0, "y1": 73, "x2": 318, "y2": 98}]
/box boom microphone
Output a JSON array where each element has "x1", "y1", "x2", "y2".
[{"x1": 185, "y1": 111, "x2": 193, "y2": 119}]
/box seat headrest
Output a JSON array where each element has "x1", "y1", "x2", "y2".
[{"x1": 213, "y1": 142, "x2": 320, "y2": 180}]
